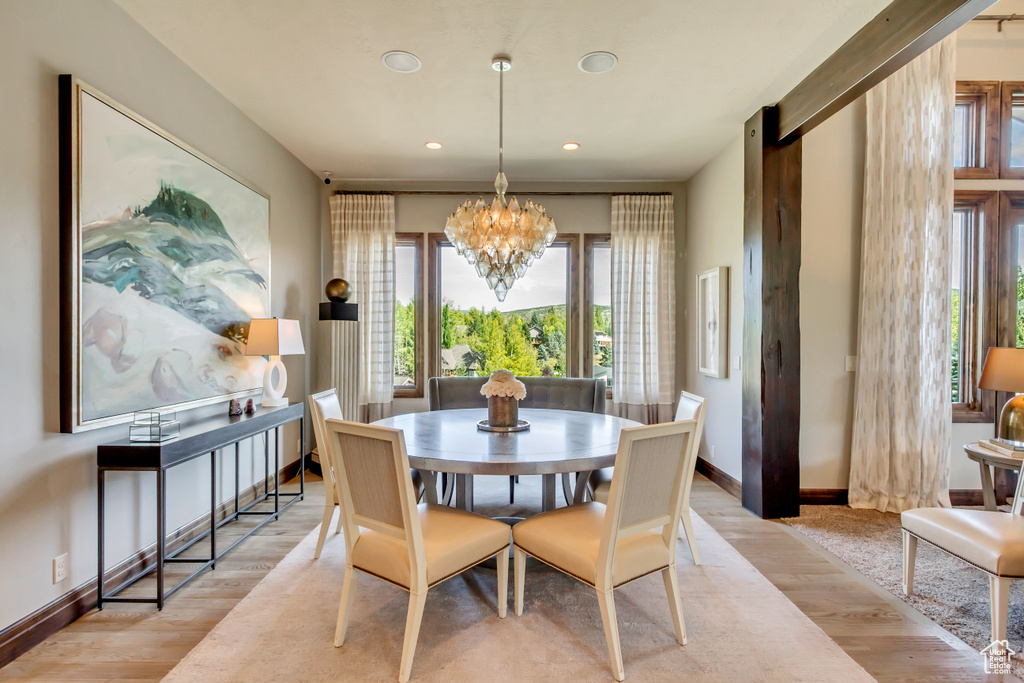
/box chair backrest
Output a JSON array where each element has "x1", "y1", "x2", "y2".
[
  {"x1": 674, "y1": 390, "x2": 707, "y2": 509},
  {"x1": 323, "y1": 419, "x2": 426, "y2": 584},
  {"x1": 427, "y1": 376, "x2": 606, "y2": 413},
  {"x1": 597, "y1": 420, "x2": 696, "y2": 590},
  {"x1": 309, "y1": 389, "x2": 345, "y2": 504}
]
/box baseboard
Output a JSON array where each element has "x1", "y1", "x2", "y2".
[
  {"x1": 0, "y1": 457, "x2": 306, "y2": 669},
  {"x1": 695, "y1": 457, "x2": 742, "y2": 500},
  {"x1": 950, "y1": 489, "x2": 984, "y2": 506},
  {"x1": 799, "y1": 489, "x2": 849, "y2": 505}
]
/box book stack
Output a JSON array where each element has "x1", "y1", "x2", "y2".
[{"x1": 977, "y1": 439, "x2": 1024, "y2": 459}]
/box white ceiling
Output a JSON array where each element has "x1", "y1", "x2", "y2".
[{"x1": 114, "y1": 0, "x2": 892, "y2": 182}]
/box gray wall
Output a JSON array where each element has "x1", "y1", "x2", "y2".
[{"x1": 0, "y1": 0, "x2": 321, "y2": 632}]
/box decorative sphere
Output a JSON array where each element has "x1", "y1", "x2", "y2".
[{"x1": 325, "y1": 278, "x2": 350, "y2": 303}]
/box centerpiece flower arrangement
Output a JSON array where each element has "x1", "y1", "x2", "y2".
[{"x1": 480, "y1": 369, "x2": 526, "y2": 428}]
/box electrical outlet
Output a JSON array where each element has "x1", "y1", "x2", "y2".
[
  {"x1": 845, "y1": 355, "x2": 857, "y2": 372},
  {"x1": 710, "y1": 444, "x2": 716, "y2": 460},
  {"x1": 733, "y1": 356, "x2": 742, "y2": 371},
  {"x1": 53, "y1": 553, "x2": 68, "y2": 584},
  {"x1": 296, "y1": 439, "x2": 302, "y2": 454}
]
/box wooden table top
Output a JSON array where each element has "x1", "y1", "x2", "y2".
[
  {"x1": 964, "y1": 442, "x2": 1024, "y2": 469},
  {"x1": 372, "y1": 408, "x2": 642, "y2": 476}
]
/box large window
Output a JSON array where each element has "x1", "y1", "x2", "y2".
[
  {"x1": 953, "y1": 81, "x2": 999, "y2": 179},
  {"x1": 429, "y1": 234, "x2": 579, "y2": 379},
  {"x1": 394, "y1": 234, "x2": 423, "y2": 398},
  {"x1": 584, "y1": 235, "x2": 613, "y2": 392},
  {"x1": 1001, "y1": 82, "x2": 1024, "y2": 179},
  {"x1": 951, "y1": 192, "x2": 997, "y2": 423}
]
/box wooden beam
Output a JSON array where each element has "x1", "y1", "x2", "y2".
[
  {"x1": 777, "y1": 0, "x2": 996, "y2": 141},
  {"x1": 742, "y1": 107, "x2": 801, "y2": 519}
]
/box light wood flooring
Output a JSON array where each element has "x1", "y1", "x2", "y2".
[{"x1": 0, "y1": 473, "x2": 1015, "y2": 681}]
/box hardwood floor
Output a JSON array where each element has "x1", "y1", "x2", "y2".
[{"x1": 0, "y1": 472, "x2": 1014, "y2": 681}]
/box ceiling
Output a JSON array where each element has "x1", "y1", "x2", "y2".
[{"x1": 114, "y1": 0, "x2": 893, "y2": 182}]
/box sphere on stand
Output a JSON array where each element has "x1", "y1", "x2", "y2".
[{"x1": 325, "y1": 278, "x2": 350, "y2": 303}]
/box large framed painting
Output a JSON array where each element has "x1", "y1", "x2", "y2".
[
  {"x1": 696, "y1": 266, "x2": 728, "y2": 378},
  {"x1": 59, "y1": 75, "x2": 270, "y2": 433}
]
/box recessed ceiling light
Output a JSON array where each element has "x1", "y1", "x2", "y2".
[
  {"x1": 381, "y1": 51, "x2": 421, "y2": 73},
  {"x1": 562, "y1": 142, "x2": 580, "y2": 151},
  {"x1": 425, "y1": 141, "x2": 442, "y2": 150},
  {"x1": 578, "y1": 51, "x2": 617, "y2": 74}
]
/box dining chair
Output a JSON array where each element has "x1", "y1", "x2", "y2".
[
  {"x1": 427, "y1": 376, "x2": 606, "y2": 504},
  {"x1": 324, "y1": 419, "x2": 511, "y2": 683},
  {"x1": 512, "y1": 419, "x2": 697, "y2": 681},
  {"x1": 902, "y1": 467, "x2": 1024, "y2": 644},
  {"x1": 588, "y1": 391, "x2": 707, "y2": 564},
  {"x1": 308, "y1": 389, "x2": 432, "y2": 560}
]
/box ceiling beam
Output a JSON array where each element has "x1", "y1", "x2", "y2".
[{"x1": 776, "y1": 0, "x2": 997, "y2": 142}]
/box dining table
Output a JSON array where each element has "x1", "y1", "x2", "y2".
[{"x1": 371, "y1": 408, "x2": 642, "y2": 513}]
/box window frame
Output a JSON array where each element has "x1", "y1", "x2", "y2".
[
  {"x1": 583, "y1": 234, "x2": 613, "y2": 399},
  {"x1": 428, "y1": 233, "x2": 580, "y2": 380},
  {"x1": 393, "y1": 233, "x2": 424, "y2": 399},
  {"x1": 1000, "y1": 82, "x2": 1024, "y2": 180},
  {"x1": 952, "y1": 191, "x2": 998, "y2": 423},
  {"x1": 954, "y1": 81, "x2": 1000, "y2": 180}
]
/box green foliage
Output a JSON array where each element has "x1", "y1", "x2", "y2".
[
  {"x1": 394, "y1": 299, "x2": 416, "y2": 380},
  {"x1": 1017, "y1": 266, "x2": 1024, "y2": 349}
]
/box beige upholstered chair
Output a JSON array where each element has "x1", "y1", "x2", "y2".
[
  {"x1": 903, "y1": 470, "x2": 1024, "y2": 644},
  {"x1": 308, "y1": 389, "x2": 432, "y2": 560},
  {"x1": 513, "y1": 419, "x2": 697, "y2": 681},
  {"x1": 324, "y1": 419, "x2": 511, "y2": 683},
  {"x1": 589, "y1": 391, "x2": 707, "y2": 565}
]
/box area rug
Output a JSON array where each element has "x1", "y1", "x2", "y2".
[
  {"x1": 784, "y1": 505, "x2": 1024, "y2": 679},
  {"x1": 163, "y1": 484, "x2": 872, "y2": 682}
]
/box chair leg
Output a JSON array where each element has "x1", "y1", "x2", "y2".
[
  {"x1": 509, "y1": 475, "x2": 515, "y2": 505},
  {"x1": 333, "y1": 567, "x2": 360, "y2": 647},
  {"x1": 314, "y1": 500, "x2": 335, "y2": 559},
  {"x1": 399, "y1": 590, "x2": 427, "y2": 683},
  {"x1": 902, "y1": 530, "x2": 917, "y2": 595},
  {"x1": 990, "y1": 575, "x2": 1010, "y2": 643},
  {"x1": 335, "y1": 504, "x2": 343, "y2": 534},
  {"x1": 496, "y1": 548, "x2": 509, "y2": 618},
  {"x1": 596, "y1": 589, "x2": 625, "y2": 682},
  {"x1": 514, "y1": 546, "x2": 527, "y2": 616},
  {"x1": 661, "y1": 566, "x2": 687, "y2": 646},
  {"x1": 678, "y1": 510, "x2": 700, "y2": 566}
]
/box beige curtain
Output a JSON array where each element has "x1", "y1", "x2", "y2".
[
  {"x1": 610, "y1": 195, "x2": 676, "y2": 424},
  {"x1": 326, "y1": 193, "x2": 395, "y2": 423},
  {"x1": 848, "y1": 37, "x2": 955, "y2": 513}
]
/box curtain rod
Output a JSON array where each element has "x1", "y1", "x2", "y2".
[
  {"x1": 972, "y1": 14, "x2": 1024, "y2": 31},
  {"x1": 333, "y1": 190, "x2": 673, "y2": 197}
]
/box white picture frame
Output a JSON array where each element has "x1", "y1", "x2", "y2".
[{"x1": 696, "y1": 266, "x2": 729, "y2": 378}]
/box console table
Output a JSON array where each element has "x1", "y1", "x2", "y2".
[{"x1": 97, "y1": 403, "x2": 304, "y2": 609}]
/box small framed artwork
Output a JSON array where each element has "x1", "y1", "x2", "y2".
[
  {"x1": 59, "y1": 75, "x2": 271, "y2": 432},
  {"x1": 696, "y1": 266, "x2": 729, "y2": 378}
]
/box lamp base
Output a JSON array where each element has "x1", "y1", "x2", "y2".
[
  {"x1": 998, "y1": 394, "x2": 1024, "y2": 442},
  {"x1": 261, "y1": 397, "x2": 289, "y2": 407},
  {"x1": 261, "y1": 355, "x2": 288, "y2": 408}
]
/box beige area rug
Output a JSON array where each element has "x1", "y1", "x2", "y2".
[
  {"x1": 784, "y1": 505, "x2": 1024, "y2": 679},
  {"x1": 164, "y1": 487, "x2": 872, "y2": 682}
]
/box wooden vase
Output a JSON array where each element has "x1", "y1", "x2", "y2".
[{"x1": 488, "y1": 395, "x2": 519, "y2": 428}]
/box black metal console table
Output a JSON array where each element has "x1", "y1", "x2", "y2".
[{"x1": 97, "y1": 403, "x2": 304, "y2": 609}]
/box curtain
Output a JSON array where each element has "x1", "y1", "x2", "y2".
[
  {"x1": 848, "y1": 37, "x2": 955, "y2": 513},
  {"x1": 610, "y1": 195, "x2": 676, "y2": 424},
  {"x1": 326, "y1": 193, "x2": 395, "y2": 423}
]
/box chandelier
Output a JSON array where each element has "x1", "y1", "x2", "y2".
[{"x1": 444, "y1": 56, "x2": 556, "y2": 301}]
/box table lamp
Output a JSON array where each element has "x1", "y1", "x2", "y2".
[
  {"x1": 245, "y1": 318, "x2": 305, "y2": 407},
  {"x1": 979, "y1": 347, "x2": 1024, "y2": 444}
]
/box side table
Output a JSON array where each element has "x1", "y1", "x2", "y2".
[{"x1": 964, "y1": 442, "x2": 1021, "y2": 511}]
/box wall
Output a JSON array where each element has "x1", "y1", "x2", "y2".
[
  {"x1": 0, "y1": 0, "x2": 321, "y2": 634},
  {"x1": 319, "y1": 181, "x2": 686, "y2": 415},
  {"x1": 682, "y1": 137, "x2": 745, "y2": 482}
]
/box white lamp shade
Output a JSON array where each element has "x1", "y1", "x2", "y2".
[{"x1": 245, "y1": 318, "x2": 305, "y2": 356}]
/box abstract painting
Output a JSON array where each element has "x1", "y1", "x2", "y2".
[
  {"x1": 696, "y1": 266, "x2": 728, "y2": 378},
  {"x1": 60, "y1": 76, "x2": 270, "y2": 432}
]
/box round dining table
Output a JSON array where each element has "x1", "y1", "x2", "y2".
[{"x1": 372, "y1": 408, "x2": 642, "y2": 513}]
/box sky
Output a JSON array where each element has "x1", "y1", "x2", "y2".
[{"x1": 396, "y1": 241, "x2": 612, "y2": 312}]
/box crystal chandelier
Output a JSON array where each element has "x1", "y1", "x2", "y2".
[{"x1": 444, "y1": 56, "x2": 556, "y2": 301}]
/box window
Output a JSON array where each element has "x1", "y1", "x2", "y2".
[
  {"x1": 951, "y1": 192, "x2": 997, "y2": 423},
  {"x1": 1001, "y1": 82, "x2": 1024, "y2": 179},
  {"x1": 394, "y1": 233, "x2": 423, "y2": 398},
  {"x1": 953, "y1": 81, "x2": 999, "y2": 179},
  {"x1": 584, "y1": 235, "x2": 613, "y2": 394},
  {"x1": 428, "y1": 234, "x2": 579, "y2": 379}
]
